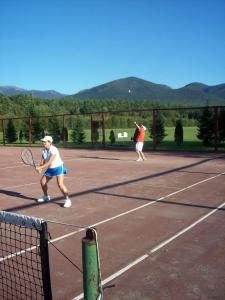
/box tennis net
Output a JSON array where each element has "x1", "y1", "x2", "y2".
[{"x1": 0, "y1": 211, "x2": 52, "y2": 300}]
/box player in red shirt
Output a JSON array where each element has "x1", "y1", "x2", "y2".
[{"x1": 134, "y1": 121, "x2": 147, "y2": 161}]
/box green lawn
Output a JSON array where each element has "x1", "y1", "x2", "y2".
[
  {"x1": 1, "y1": 127, "x2": 224, "y2": 152},
  {"x1": 91, "y1": 126, "x2": 199, "y2": 142},
  {"x1": 164, "y1": 127, "x2": 198, "y2": 142}
]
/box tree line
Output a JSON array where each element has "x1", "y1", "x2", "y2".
[
  {"x1": 0, "y1": 93, "x2": 198, "y2": 125},
  {"x1": 3, "y1": 105, "x2": 225, "y2": 149}
]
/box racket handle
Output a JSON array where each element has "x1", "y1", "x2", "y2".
[{"x1": 35, "y1": 166, "x2": 42, "y2": 174}]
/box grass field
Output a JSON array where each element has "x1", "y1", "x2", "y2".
[
  {"x1": 81, "y1": 126, "x2": 198, "y2": 142},
  {"x1": 1, "y1": 127, "x2": 224, "y2": 152},
  {"x1": 101, "y1": 127, "x2": 211, "y2": 151}
]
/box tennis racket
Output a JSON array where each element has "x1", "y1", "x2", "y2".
[{"x1": 21, "y1": 148, "x2": 36, "y2": 168}]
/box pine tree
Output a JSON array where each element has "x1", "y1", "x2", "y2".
[
  {"x1": 32, "y1": 119, "x2": 44, "y2": 143},
  {"x1": 6, "y1": 119, "x2": 17, "y2": 143},
  {"x1": 218, "y1": 109, "x2": 225, "y2": 142},
  {"x1": 150, "y1": 114, "x2": 167, "y2": 146},
  {"x1": 174, "y1": 119, "x2": 183, "y2": 146},
  {"x1": 109, "y1": 130, "x2": 116, "y2": 144},
  {"x1": 19, "y1": 130, "x2": 23, "y2": 143},
  {"x1": 71, "y1": 117, "x2": 85, "y2": 144},
  {"x1": 197, "y1": 107, "x2": 214, "y2": 146},
  {"x1": 48, "y1": 117, "x2": 61, "y2": 142}
]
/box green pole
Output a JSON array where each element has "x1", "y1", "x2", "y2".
[{"x1": 82, "y1": 228, "x2": 102, "y2": 300}]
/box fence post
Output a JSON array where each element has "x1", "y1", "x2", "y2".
[
  {"x1": 29, "y1": 117, "x2": 32, "y2": 146},
  {"x1": 214, "y1": 107, "x2": 219, "y2": 152},
  {"x1": 101, "y1": 114, "x2": 106, "y2": 149},
  {"x1": 90, "y1": 115, "x2": 93, "y2": 145},
  {"x1": 63, "y1": 115, "x2": 67, "y2": 147},
  {"x1": 2, "y1": 119, "x2": 6, "y2": 145},
  {"x1": 152, "y1": 109, "x2": 157, "y2": 150}
]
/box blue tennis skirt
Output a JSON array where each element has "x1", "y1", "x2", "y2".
[{"x1": 44, "y1": 165, "x2": 68, "y2": 177}]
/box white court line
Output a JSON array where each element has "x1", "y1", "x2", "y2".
[
  {"x1": 2, "y1": 172, "x2": 225, "y2": 248},
  {"x1": 0, "y1": 158, "x2": 78, "y2": 170},
  {"x1": 72, "y1": 171, "x2": 225, "y2": 300},
  {"x1": 0, "y1": 164, "x2": 25, "y2": 170},
  {"x1": 1, "y1": 171, "x2": 224, "y2": 293},
  {"x1": 67, "y1": 170, "x2": 225, "y2": 239},
  {"x1": 0, "y1": 245, "x2": 36, "y2": 262},
  {"x1": 0, "y1": 182, "x2": 37, "y2": 190},
  {"x1": 50, "y1": 170, "x2": 224, "y2": 243}
]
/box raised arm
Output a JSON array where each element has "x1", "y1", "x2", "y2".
[{"x1": 134, "y1": 121, "x2": 140, "y2": 129}]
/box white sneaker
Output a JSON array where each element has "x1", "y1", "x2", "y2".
[
  {"x1": 63, "y1": 199, "x2": 72, "y2": 208},
  {"x1": 37, "y1": 195, "x2": 51, "y2": 203},
  {"x1": 136, "y1": 158, "x2": 143, "y2": 162}
]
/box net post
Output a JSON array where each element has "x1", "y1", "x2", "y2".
[
  {"x1": 82, "y1": 228, "x2": 102, "y2": 300},
  {"x1": 40, "y1": 221, "x2": 53, "y2": 300}
]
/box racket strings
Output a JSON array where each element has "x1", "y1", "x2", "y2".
[{"x1": 21, "y1": 149, "x2": 35, "y2": 167}]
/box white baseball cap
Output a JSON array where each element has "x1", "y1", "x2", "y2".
[
  {"x1": 141, "y1": 125, "x2": 147, "y2": 131},
  {"x1": 41, "y1": 136, "x2": 53, "y2": 143}
]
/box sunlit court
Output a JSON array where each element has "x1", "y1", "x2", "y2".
[{"x1": 0, "y1": 146, "x2": 225, "y2": 299}]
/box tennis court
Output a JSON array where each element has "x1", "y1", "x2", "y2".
[{"x1": 0, "y1": 147, "x2": 225, "y2": 300}]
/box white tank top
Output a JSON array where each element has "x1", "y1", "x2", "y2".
[{"x1": 42, "y1": 145, "x2": 63, "y2": 168}]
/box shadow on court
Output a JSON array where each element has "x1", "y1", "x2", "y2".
[
  {"x1": 3, "y1": 155, "x2": 225, "y2": 213},
  {"x1": 94, "y1": 191, "x2": 225, "y2": 211},
  {"x1": 177, "y1": 170, "x2": 225, "y2": 175},
  {"x1": 81, "y1": 156, "x2": 121, "y2": 161},
  {"x1": 0, "y1": 189, "x2": 37, "y2": 201}
]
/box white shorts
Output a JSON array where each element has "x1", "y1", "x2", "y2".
[{"x1": 136, "y1": 142, "x2": 143, "y2": 152}]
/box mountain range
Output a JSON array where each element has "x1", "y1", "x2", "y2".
[
  {"x1": 1, "y1": 77, "x2": 225, "y2": 105},
  {"x1": 0, "y1": 86, "x2": 66, "y2": 99}
]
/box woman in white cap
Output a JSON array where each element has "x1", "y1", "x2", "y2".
[
  {"x1": 36, "y1": 136, "x2": 71, "y2": 208},
  {"x1": 134, "y1": 122, "x2": 147, "y2": 162}
]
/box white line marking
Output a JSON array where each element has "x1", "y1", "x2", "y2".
[
  {"x1": 0, "y1": 164, "x2": 25, "y2": 170},
  {"x1": 1, "y1": 170, "x2": 224, "y2": 297},
  {"x1": 0, "y1": 182, "x2": 37, "y2": 190},
  {"x1": 0, "y1": 245, "x2": 36, "y2": 262},
  {"x1": 72, "y1": 171, "x2": 225, "y2": 300},
  {"x1": 0, "y1": 158, "x2": 77, "y2": 170},
  {"x1": 2, "y1": 172, "x2": 225, "y2": 257},
  {"x1": 72, "y1": 199, "x2": 225, "y2": 300},
  {"x1": 56, "y1": 171, "x2": 225, "y2": 244},
  {"x1": 149, "y1": 200, "x2": 225, "y2": 254}
]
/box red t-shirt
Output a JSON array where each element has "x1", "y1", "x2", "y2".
[{"x1": 136, "y1": 127, "x2": 145, "y2": 142}]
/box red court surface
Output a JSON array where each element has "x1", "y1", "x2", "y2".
[{"x1": 0, "y1": 147, "x2": 225, "y2": 300}]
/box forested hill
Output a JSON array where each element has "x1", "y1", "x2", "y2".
[
  {"x1": 72, "y1": 77, "x2": 225, "y2": 105},
  {"x1": 0, "y1": 77, "x2": 225, "y2": 105},
  {"x1": 0, "y1": 86, "x2": 66, "y2": 99}
]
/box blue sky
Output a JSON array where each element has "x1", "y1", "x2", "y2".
[{"x1": 1, "y1": 0, "x2": 225, "y2": 94}]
